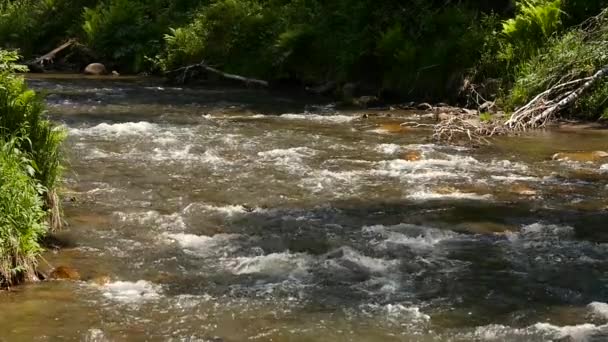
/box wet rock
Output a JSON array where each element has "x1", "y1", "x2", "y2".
[
  {"x1": 459, "y1": 221, "x2": 516, "y2": 235},
  {"x1": 552, "y1": 151, "x2": 608, "y2": 162},
  {"x1": 305, "y1": 81, "x2": 337, "y2": 96},
  {"x1": 83, "y1": 63, "x2": 108, "y2": 75},
  {"x1": 111, "y1": 70, "x2": 120, "y2": 77},
  {"x1": 401, "y1": 150, "x2": 422, "y2": 161},
  {"x1": 91, "y1": 275, "x2": 111, "y2": 286},
  {"x1": 378, "y1": 122, "x2": 408, "y2": 133},
  {"x1": 49, "y1": 266, "x2": 81, "y2": 281},
  {"x1": 417, "y1": 102, "x2": 433, "y2": 111},
  {"x1": 436, "y1": 112, "x2": 453, "y2": 121},
  {"x1": 353, "y1": 95, "x2": 381, "y2": 108},
  {"x1": 509, "y1": 184, "x2": 537, "y2": 196}
]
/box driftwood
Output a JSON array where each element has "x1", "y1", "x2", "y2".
[
  {"x1": 166, "y1": 60, "x2": 269, "y2": 87},
  {"x1": 505, "y1": 66, "x2": 608, "y2": 130},
  {"x1": 26, "y1": 39, "x2": 75, "y2": 71}
]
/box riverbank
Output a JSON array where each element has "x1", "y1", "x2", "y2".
[{"x1": 0, "y1": 51, "x2": 65, "y2": 287}]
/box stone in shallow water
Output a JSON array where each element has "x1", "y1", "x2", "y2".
[
  {"x1": 509, "y1": 184, "x2": 537, "y2": 196},
  {"x1": 377, "y1": 122, "x2": 409, "y2": 133},
  {"x1": 401, "y1": 150, "x2": 422, "y2": 161},
  {"x1": 49, "y1": 266, "x2": 81, "y2": 281}
]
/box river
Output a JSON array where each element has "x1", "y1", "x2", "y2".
[{"x1": 1, "y1": 74, "x2": 608, "y2": 341}]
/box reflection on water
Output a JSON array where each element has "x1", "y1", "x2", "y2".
[{"x1": 1, "y1": 74, "x2": 607, "y2": 341}]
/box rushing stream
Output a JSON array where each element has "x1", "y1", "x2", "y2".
[{"x1": 1, "y1": 74, "x2": 608, "y2": 341}]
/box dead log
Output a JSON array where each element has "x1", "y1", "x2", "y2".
[
  {"x1": 505, "y1": 66, "x2": 608, "y2": 130},
  {"x1": 166, "y1": 61, "x2": 269, "y2": 87},
  {"x1": 26, "y1": 39, "x2": 76, "y2": 72}
]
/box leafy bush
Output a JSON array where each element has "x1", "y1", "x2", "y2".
[
  {"x1": 0, "y1": 50, "x2": 66, "y2": 192},
  {"x1": 82, "y1": 0, "x2": 164, "y2": 72},
  {"x1": 499, "y1": 0, "x2": 563, "y2": 66},
  {"x1": 0, "y1": 49, "x2": 64, "y2": 286}
]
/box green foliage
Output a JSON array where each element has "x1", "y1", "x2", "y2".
[
  {"x1": 82, "y1": 0, "x2": 161, "y2": 72},
  {"x1": 0, "y1": 50, "x2": 64, "y2": 285},
  {"x1": 0, "y1": 138, "x2": 47, "y2": 286},
  {"x1": 0, "y1": 60, "x2": 66, "y2": 191},
  {"x1": 0, "y1": 0, "x2": 98, "y2": 56},
  {"x1": 500, "y1": 0, "x2": 563, "y2": 66}
]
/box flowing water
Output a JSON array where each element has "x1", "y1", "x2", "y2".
[{"x1": 2, "y1": 74, "x2": 608, "y2": 341}]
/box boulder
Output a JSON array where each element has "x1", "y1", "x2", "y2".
[
  {"x1": 49, "y1": 266, "x2": 80, "y2": 281},
  {"x1": 83, "y1": 63, "x2": 108, "y2": 75}
]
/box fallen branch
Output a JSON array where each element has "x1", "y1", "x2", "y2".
[
  {"x1": 505, "y1": 66, "x2": 608, "y2": 130},
  {"x1": 26, "y1": 39, "x2": 76, "y2": 71},
  {"x1": 166, "y1": 61, "x2": 269, "y2": 87}
]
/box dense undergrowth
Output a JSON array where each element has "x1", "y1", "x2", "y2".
[
  {"x1": 0, "y1": 50, "x2": 65, "y2": 286},
  {"x1": 2, "y1": 0, "x2": 608, "y2": 118}
]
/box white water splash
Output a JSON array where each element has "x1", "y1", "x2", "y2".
[
  {"x1": 70, "y1": 122, "x2": 159, "y2": 137},
  {"x1": 99, "y1": 280, "x2": 161, "y2": 303},
  {"x1": 279, "y1": 113, "x2": 357, "y2": 123}
]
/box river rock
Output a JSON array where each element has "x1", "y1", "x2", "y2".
[
  {"x1": 83, "y1": 63, "x2": 108, "y2": 75},
  {"x1": 552, "y1": 151, "x2": 608, "y2": 162},
  {"x1": 509, "y1": 184, "x2": 537, "y2": 196},
  {"x1": 49, "y1": 266, "x2": 81, "y2": 281},
  {"x1": 417, "y1": 102, "x2": 433, "y2": 111},
  {"x1": 91, "y1": 275, "x2": 111, "y2": 286},
  {"x1": 378, "y1": 122, "x2": 408, "y2": 133},
  {"x1": 353, "y1": 95, "x2": 381, "y2": 108},
  {"x1": 401, "y1": 150, "x2": 422, "y2": 161}
]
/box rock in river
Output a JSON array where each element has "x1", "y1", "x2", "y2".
[
  {"x1": 83, "y1": 63, "x2": 108, "y2": 75},
  {"x1": 49, "y1": 266, "x2": 81, "y2": 281}
]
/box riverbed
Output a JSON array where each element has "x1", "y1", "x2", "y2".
[{"x1": 1, "y1": 74, "x2": 608, "y2": 341}]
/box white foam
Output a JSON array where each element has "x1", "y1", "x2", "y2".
[
  {"x1": 184, "y1": 203, "x2": 265, "y2": 217},
  {"x1": 257, "y1": 147, "x2": 315, "y2": 172},
  {"x1": 166, "y1": 233, "x2": 241, "y2": 257},
  {"x1": 279, "y1": 113, "x2": 357, "y2": 123},
  {"x1": 116, "y1": 211, "x2": 186, "y2": 231},
  {"x1": 600, "y1": 164, "x2": 608, "y2": 172},
  {"x1": 533, "y1": 322, "x2": 603, "y2": 341},
  {"x1": 407, "y1": 190, "x2": 491, "y2": 201},
  {"x1": 491, "y1": 174, "x2": 540, "y2": 182},
  {"x1": 517, "y1": 223, "x2": 574, "y2": 240},
  {"x1": 589, "y1": 302, "x2": 608, "y2": 319},
  {"x1": 99, "y1": 280, "x2": 161, "y2": 303},
  {"x1": 71, "y1": 122, "x2": 159, "y2": 137},
  {"x1": 384, "y1": 304, "x2": 430, "y2": 322},
  {"x1": 228, "y1": 252, "x2": 312, "y2": 279},
  {"x1": 364, "y1": 224, "x2": 456, "y2": 249},
  {"x1": 376, "y1": 144, "x2": 401, "y2": 154}
]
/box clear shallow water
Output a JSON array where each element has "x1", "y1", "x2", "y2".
[{"x1": 1, "y1": 75, "x2": 608, "y2": 341}]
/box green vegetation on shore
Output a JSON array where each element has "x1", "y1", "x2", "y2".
[
  {"x1": 2, "y1": 1, "x2": 608, "y2": 118},
  {"x1": 0, "y1": 50, "x2": 65, "y2": 286}
]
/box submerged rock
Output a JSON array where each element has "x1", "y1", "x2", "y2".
[
  {"x1": 509, "y1": 184, "x2": 537, "y2": 196},
  {"x1": 84, "y1": 63, "x2": 108, "y2": 75},
  {"x1": 401, "y1": 150, "x2": 422, "y2": 161},
  {"x1": 49, "y1": 266, "x2": 81, "y2": 281},
  {"x1": 377, "y1": 122, "x2": 408, "y2": 133},
  {"x1": 552, "y1": 151, "x2": 608, "y2": 162}
]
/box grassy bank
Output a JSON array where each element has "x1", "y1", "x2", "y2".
[{"x1": 0, "y1": 50, "x2": 65, "y2": 287}]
